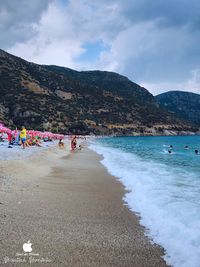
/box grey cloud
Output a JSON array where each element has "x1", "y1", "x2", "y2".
[
  {"x1": 94, "y1": 0, "x2": 200, "y2": 92},
  {"x1": 2, "y1": 0, "x2": 200, "y2": 94},
  {"x1": 118, "y1": 0, "x2": 200, "y2": 29},
  {"x1": 68, "y1": 0, "x2": 200, "y2": 93},
  {"x1": 119, "y1": 25, "x2": 200, "y2": 82},
  {"x1": 0, "y1": 0, "x2": 52, "y2": 48}
]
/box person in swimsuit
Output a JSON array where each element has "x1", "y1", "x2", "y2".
[
  {"x1": 58, "y1": 139, "x2": 65, "y2": 148},
  {"x1": 71, "y1": 136, "x2": 77, "y2": 151}
]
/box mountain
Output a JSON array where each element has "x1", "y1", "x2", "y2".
[
  {"x1": 0, "y1": 49, "x2": 197, "y2": 135},
  {"x1": 156, "y1": 91, "x2": 200, "y2": 126}
]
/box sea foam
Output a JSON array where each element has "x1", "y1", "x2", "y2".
[{"x1": 90, "y1": 142, "x2": 200, "y2": 267}]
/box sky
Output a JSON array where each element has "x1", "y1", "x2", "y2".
[{"x1": 1, "y1": 0, "x2": 200, "y2": 95}]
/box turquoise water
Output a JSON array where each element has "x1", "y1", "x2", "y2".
[
  {"x1": 99, "y1": 136, "x2": 200, "y2": 173},
  {"x1": 90, "y1": 136, "x2": 200, "y2": 267}
]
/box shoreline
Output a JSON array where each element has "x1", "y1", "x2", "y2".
[
  {"x1": 93, "y1": 132, "x2": 200, "y2": 137},
  {"x1": 0, "y1": 145, "x2": 169, "y2": 266}
]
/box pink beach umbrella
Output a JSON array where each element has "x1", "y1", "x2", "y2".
[
  {"x1": 0, "y1": 123, "x2": 65, "y2": 140},
  {"x1": 0, "y1": 125, "x2": 12, "y2": 134}
]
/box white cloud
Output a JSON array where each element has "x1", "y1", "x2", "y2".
[
  {"x1": 7, "y1": 0, "x2": 125, "y2": 68},
  {"x1": 141, "y1": 69, "x2": 200, "y2": 95},
  {"x1": 0, "y1": 0, "x2": 52, "y2": 48},
  {"x1": 8, "y1": 3, "x2": 84, "y2": 67},
  {"x1": 2, "y1": 0, "x2": 200, "y2": 94}
]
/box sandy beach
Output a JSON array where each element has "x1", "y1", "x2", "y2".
[{"x1": 0, "y1": 144, "x2": 169, "y2": 267}]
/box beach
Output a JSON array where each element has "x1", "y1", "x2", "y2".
[{"x1": 0, "y1": 144, "x2": 168, "y2": 267}]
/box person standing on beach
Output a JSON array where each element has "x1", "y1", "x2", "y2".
[
  {"x1": 15, "y1": 129, "x2": 20, "y2": 145},
  {"x1": 71, "y1": 136, "x2": 77, "y2": 151},
  {"x1": 7, "y1": 132, "x2": 12, "y2": 146},
  {"x1": 20, "y1": 126, "x2": 27, "y2": 149}
]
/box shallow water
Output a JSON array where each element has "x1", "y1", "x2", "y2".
[{"x1": 90, "y1": 136, "x2": 200, "y2": 267}]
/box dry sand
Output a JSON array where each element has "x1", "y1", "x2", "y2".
[{"x1": 0, "y1": 145, "x2": 169, "y2": 267}]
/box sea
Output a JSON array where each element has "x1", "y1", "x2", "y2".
[{"x1": 89, "y1": 136, "x2": 200, "y2": 267}]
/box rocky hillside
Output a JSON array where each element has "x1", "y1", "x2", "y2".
[
  {"x1": 0, "y1": 49, "x2": 197, "y2": 135},
  {"x1": 156, "y1": 91, "x2": 200, "y2": 126}
]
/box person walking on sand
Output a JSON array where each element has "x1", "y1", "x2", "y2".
[{"x1": 20, "y1": 126, "x2": 27, "y2": 149}]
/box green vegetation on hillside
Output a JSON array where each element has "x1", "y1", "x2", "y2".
[{"x1": 0, "y1": 49, "x2": 197, "y2": 135}]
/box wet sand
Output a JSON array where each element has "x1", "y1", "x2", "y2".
[{"x1": 0, "y1": 147, "x2": 169, "y2": 266}]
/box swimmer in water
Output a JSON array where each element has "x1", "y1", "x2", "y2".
[
  {"x1": 195, "y1": 149, "x2": 199, "y2": 155},
  {"x1": 168, "y1": 150, "x2": 172, "y2": 154},
  {"x1": 184, "y1": 145, "x2": 189, "y2": 149}
]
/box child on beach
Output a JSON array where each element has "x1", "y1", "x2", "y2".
[
  {"x1": 78, "y1": 145, "x2": 82, "y2": 150},
  {"x1": 20, "y1": 126, "x2": 27, "y2": 149}
]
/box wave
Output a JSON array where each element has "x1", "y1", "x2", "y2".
[{"x1": 89, "y1": 142, "x2": 200, "y2": 267}]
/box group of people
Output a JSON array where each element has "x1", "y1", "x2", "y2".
[
  {"x1": 58, "y1": 135, "x2": 84, "y2": 152},
  {"x1": 6, "y1": 126, "x2": 43, "y2": 149},
  {"x1": 70, "y1": 136, "x2": 83, "y2": 152},
  {"x1": 58, "y1": 136, "x2": 83, "y2": 152},
  {"x1": 3, "y1": 125, "x2": 85, "y2": 152},
  {"x1": 167, "y1": 145, "x2": 199, "y2": 155},
  {"x1": 6, "y1": 126, "x2": 27, "y2": 149}
]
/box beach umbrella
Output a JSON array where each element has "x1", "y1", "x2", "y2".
[
  {"x1": 0, "y1": 125, "x2": 12, "y2": 134},
  {"x1": 0, "y1": 123, "x2": 65, "y2": 141}
]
